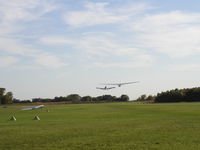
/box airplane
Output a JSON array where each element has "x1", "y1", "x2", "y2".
[
  {"x1": 21, "y1": 105, "x2": 44, "y2": 110},
  {"x1": 102, "y1": 81, "x2": 139, "y2": 87},
  {"x1": 96, "y1": 86, "x2": 115, "y2": 90}
]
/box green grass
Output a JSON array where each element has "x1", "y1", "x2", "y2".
[{"x1": 1, "y1": 102, "x2": 200, "y2": 150}]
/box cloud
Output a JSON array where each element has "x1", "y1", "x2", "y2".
[
  {"x1": 0, "y1": 56, "x2": 18, "y2": 68},
  {"x1": 130, "y1": 11, "x2": 200, "y2": 57},
  {"x1": 40, "y1": 36, "x2": 74, "y2": 45},
  {"x1": 0, "y1": 37, "x2": 67, "y2": 69},
  {"x1": 0, "y1": 0, "x2": 66, "y2": 69},
  {"x1": 41, "y1": 3, "x2": 200, "y2": 68},
  {"x1": 3, "y1": 0, "x2": 200, "y2": 70},
  {"x1": 0, "y1": 0, "x2": 57, "y2": 21},
  {"x1": 63, "y1": 2, "x2": 150, "y2": 27},
  {"x1": 0, "y1": 0, "x2": 57, "y2": 34},
  {"x1": 92, "y1": 54, "x2": 153, "y2": 68},
  {"x1": 62, "y1": 2, "x2": 200, "y2": 59},
  {"x1": 171, "y1": 64, "x2": 200, "y2": 71},
  {"x1": 0, "y1": 37, "x2": 36, "y2": 55},
  {"x1": 63, "y1": 2, "x2": 200, "y2": 58},
  {"x1": 40, "y1": 33, "x2": 154, "y2": 68},
  {"x1": 40, "y1": 33, "x2": 137, "y2": 56},
  {"x1": 12, "y1": 65, "x2": 41, "y2": 70},
  {"x1": 35, "y1": 54, "x2": 67, "y2": 69}
]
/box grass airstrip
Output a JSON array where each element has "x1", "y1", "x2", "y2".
[{"x1": 1, "y1": 102, "x2": 200, "y2": 150}]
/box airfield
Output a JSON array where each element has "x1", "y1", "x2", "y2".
[{"x1": 1, "y1": 102, "x2": 200, "y2": 150}]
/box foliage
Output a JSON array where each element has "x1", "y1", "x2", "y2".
[
  {"x1": 32, "y1": 98, "x2": 52, "y2": 103},
  {"x1": 146, "y1": 95, "x2": 155, "y2": 101},
  {"x1": 30, "y1": 94, "x2": 130, "y2": 103},
  {"x1": 119, "y1": 94, "x2": 129, "y2": 101},
  {"x1": 96, "y1": 95, "x2": 117, "y2": 102},
  {"x1": 0, "y1": 88, "x2": 13, "y2": 104},
  {"x1": 155, "y1": 87, "x2": 200, "y2": 102},
  {"x1": 137, "y1": 94, "x2": 147, "y2": 101},
  {"x1": 136, "y1": 94, "x2": 155, "y2": 102},
  {"x1": 66, "y1": 94, "x2": 81, "y2": 103},
  {"x1": 13, "y1": 99, "x2": 31, "y2": 103},
  {"x1": 0, "y1": 88, "x2": 5, "y2": 104},
  {"x1": 53, "y1": 96, "x2": 68, "y2": 102},
  {"x1": 81, "y1": 96, "x2": 92, "y2": 102}
]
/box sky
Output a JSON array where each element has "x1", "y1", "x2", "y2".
[{"x1": 1, "y1": 0, "x2": 200, "y2": 100}]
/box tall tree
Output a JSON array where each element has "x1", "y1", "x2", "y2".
[
  {"x1": 137, "y1": 94, "x2": 147, "y2": 101},
  {"x1": 0, "y1": 88, "x2": 13, "y2": 104},
  {"x1": 120, "y1": 95, "x2": 129, "y2": 101},
  {"x1": 66, "y1": 94, "x2": 81, "y2": 103},
  {"x1": 2, "y1": 92, "x2": 13, "y2": 104},
  {"x1": 0, "y1": 88, "x2": 6, "y2": 104}
]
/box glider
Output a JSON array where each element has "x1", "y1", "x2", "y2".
[
  {"x1": 102, "y1": 81, "x2": 139, "y2": 87},
  {"x1": 22, "y1": 105, "x2": 44, "y2": 110},
  {"x1": 96, "y1": 86, "x2": 115, "y2": 90}
]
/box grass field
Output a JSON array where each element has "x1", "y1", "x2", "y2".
[{"x1": 1, "y1": 102, "x2": 200, "y2": 150}]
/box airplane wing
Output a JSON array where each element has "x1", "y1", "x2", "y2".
[
  {"x1": 96, "y1": 87, "x2": 115, "y2": 90},
  {"x1": 35, "y1": 105, "x2": 44, "y2": 109},
  {"x1": 21, "y1": 107, "x2": 34, "y2": 110},
  {"x1": 120, "y1": 81, "x2": 139, "y2": 85},
  {"x1": 96, "y1": 87, "x2": 105, "y2": 90},
  {"x1": 21, "y1": 105, "x2": 44, "y2": 110},
  {"x1": 107, "y1": 87, "x2": 116, "y2": 89}
]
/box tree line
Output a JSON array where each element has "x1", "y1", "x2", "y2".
[
  {"x1": 0, "y1": 88, "x2": 129, "y2": 104},
  {"x1": 136, "y1": 87, "x2": 200, "y2": 103},
  {"x1": 155, "y1": 87, "x2": 200, "y2": 102},
  {"x1": 4, "y1": 86, "x2": 200, "y2": 104},
  {"x1": 30, "y1": 94, "x2": 129, "y2": 103}
]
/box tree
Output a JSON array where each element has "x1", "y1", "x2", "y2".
[
  {"x1": 146, "y1": 95, "x2": 155, "y2": 101},
  {"x1": 0, "y1": 88, "x2": 5, "y2": 104},
  {"x1": 13, "y1": 99, "x2": 31, "y2": 103},
  {"x1": 1, "y1": 91, "x2": 13, "y2": 104},
  {"x1": 81, "y1": 96, "x2": 92, "y2": 102},
  {"x1": 102, "y1": 95, "x2": 116, "y2": 102},
  {"x1": 66, "y1": 94, "x2": 81, "y2": 103},
  {"x1": 53, "y1": 96, "x2": 68, "y2": 102},
  {"x1": 137, "y1": 94, "x2": 147, "y2": 101},
  {"x1": 120, "y1": 95, "x2": 129, "y2": 101},
  {"x1": 5, "y1": 92, "x2": 13, "y2": 104}
]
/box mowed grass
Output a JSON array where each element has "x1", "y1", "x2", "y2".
[{"x1": 1, "y1": 102, "x2": 200, "y2": 150}]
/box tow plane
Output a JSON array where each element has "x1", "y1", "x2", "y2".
[{"x1": 96, "y1": 86, "x2": 115, "y2": 90}]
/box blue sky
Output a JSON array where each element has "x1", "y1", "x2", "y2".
[{"x1": 1, "y1": 0, "x2": 200, "y2": 100}]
